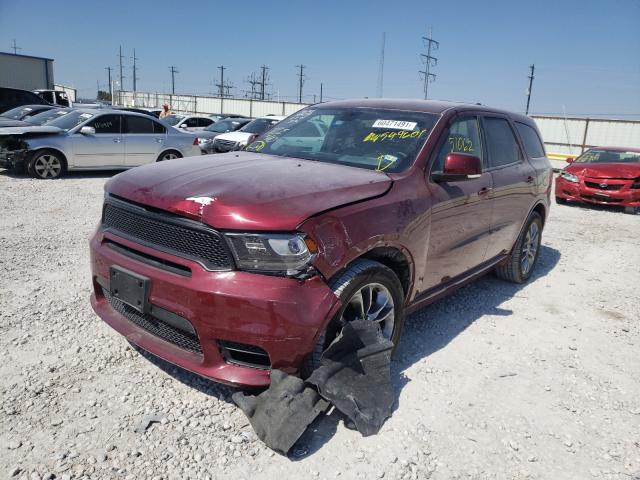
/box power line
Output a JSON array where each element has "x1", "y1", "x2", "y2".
[
  {"x1": 377, "y1": 32, "x2": 386, "y2": 98},
  {"x1": 419, "y1": 28, "x2": 439, "y2": 100},
  {"x1": 11, "y1": 39, "x2": 21, "y2": 55},
  {"x1": 525, "y1": 64, "x2": 535, "y2": 115},
  {"x1": 296, "y1": 64, "x2": 306, "y2": 103},
  {"x1": 169, "y1": 66, "x2": 179, "y2": 95}
]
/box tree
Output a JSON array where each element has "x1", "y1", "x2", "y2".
[{"x1": 97, "y1": 90, "x2": 112, "y2": 101}]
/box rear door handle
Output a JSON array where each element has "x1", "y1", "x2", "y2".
[{"x1": 478, "y1": 187, "x2": 492, "y2": 195}]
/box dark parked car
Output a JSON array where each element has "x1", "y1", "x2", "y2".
[
  {"x1": 0, "y1": 87, "x2": 49, "y2": 114},
  {"x1": 89, "y1": 99, "x2": 552, "y2": 388},
  {"x1": 196, "y1": 117, "x2": 252, "y2": 153}
]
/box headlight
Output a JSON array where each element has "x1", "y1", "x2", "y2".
[
  {"x1": 225, "y1": 233, "x2": 316, "y2": 275},
  {"x1": 560, "y1": 171, "x2": 578, "y2": 183}
]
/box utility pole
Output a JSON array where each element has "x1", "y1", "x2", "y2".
[
  {"x1": 296, "y1": 64, "x2": 305, "y2": 103},
  {"x1": 525, "y1": 64, "x2": 535, "y2": 115},
  {"x1": 105, "y1": 66, "x2": 113, "y2": 98},
  {"x1": 169, "y1": 66, "x2": 178, "y2": 94},
  {"x1": 419, "y1": 28, "x2": 439, "y2": 100},
  {"x1": 97, "y1": 80, "x2": 100, "y2": 98},
  {"x1": 376, "y1": 32, "x2": 386, "y2": 98},
  {"x1": 132, "y1": 49, "x2": 139, "y2": 92},
  {"x1": 320, "y1": 83, "x2": 323, "y2": 103},
  {"x1": 11, "y1": 39, "x2": 21, "y2": 55},
  {"x1": 118, "y1": 45, "x2": 125, "y2": 91},
  {"x1": 216, "y1": 65, "x2": 226, "y2": 97},
  {"x1": 260, "y1": 65, "x2": 269, "y2": 101}
]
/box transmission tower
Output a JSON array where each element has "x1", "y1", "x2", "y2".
[
  {"x1": 132, "y1": 49, "x2": 139, "y2": 92},
  {"x1": 296, "y1": 65, "x2": 306, "y2": 103},
  {"x1": 376, "y1": 32, "x2": 386, "y2": 98},
  {"x1": 118, "y1": 46, "x2": 126, "y2": 90},
  {"x1": 260, "y1": 65, "x2": 270, "y2": 100},
  {"x1": 245, "y1": 72, "x2": 261, "y2": 99},
  {"x1": 169, "y1": 66, "x2": 179, "y2": 94},
  {"x1": 11, "y1": 39, "x2": 21, "y2": 54},
  {"x1": 419, "y1": 28, "x2": 439, "y2": 100}
]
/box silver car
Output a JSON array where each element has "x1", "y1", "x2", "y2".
[
  {"x1": 161, "y1": 114, "x2": 214, "y2": 132},
  {"x1": 0, "y1": 109, "x2": 201, "y2": 179}
]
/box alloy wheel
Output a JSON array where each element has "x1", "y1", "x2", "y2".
[
  {"x1": 34, "y1": 154, "x2": 62, "y2": 179},
  {"x1": 520, "y1": 222, "x2": 540, "y2": 276},
  {"x1": 340, "y1": 283, "x2": 395, "y2": 339},
  {"x1": 162, "y1": 152, "x2": 179, "y2": 161}
]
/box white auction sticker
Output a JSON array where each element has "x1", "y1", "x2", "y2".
[{"x1": 372, "y1": 119, "x2": 417, "y2": 130}]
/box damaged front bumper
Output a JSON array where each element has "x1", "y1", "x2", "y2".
[
  {"x1": 89, "y1": 229, "x2": 342, "y2": 388},
  {"x1": 0, "y1": 149, "x2": 29, "y2": 171}
]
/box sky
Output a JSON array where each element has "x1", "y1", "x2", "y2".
[{"x1": 1, "y1": 0, "x2": 639, "y2": 118}]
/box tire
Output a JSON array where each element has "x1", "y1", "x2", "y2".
[
  {"x1": 495, "y1": 212, "x2": 543, "y2": 284},
  {"x1": 624, "y1": 206, "x2": 638, "y2": 215},
  {"x1": 555, "y1": 196, "x2": 567, "y2": 205},
  {"x1": 157, "y1": 150, "x2": 182, "y2": 162},
  {"x1": 28, "y1": 150, "x2": 65, "y2": 179},
  {"x1": 302, "y1": 259, "x2": 405, "y2": 376}
]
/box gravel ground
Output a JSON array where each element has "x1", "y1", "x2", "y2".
[{"x1": 1, "y1": 170, "x2": 639, "y2": 480}]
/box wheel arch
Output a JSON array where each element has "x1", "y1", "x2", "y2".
[{"x1": 31, "y1": 147, "x2": 68, "y2": 168}]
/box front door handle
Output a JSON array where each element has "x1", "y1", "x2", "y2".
[
  {"x1": 113, "y1": 138, "x2": 122, "y2": 143},
  {"x1": 526, "y1": 176, "x2": 534, "y2": 183},
  {"x1": 478, "y1": 187, "x2": 493, "y2": 195},
  {"x1": 155, "y1": 138, "x2": 164, "y2": 143}
]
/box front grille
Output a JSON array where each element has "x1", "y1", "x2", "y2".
[
  {"x1": 104, "y1": 290, "x2": 203, "y2": 354},
  {"x1": 584, "y1": 181, "x2": 624, "y2": 191},
  {"x1": 214, "y1": 139, "x2": 237, "y2": 152},
  {"x1": 102, "y1": 199, "x2": 233, "y2": 271},
  {"x1": 218, "y1": 340, "x2": 271, "y2": 369}
]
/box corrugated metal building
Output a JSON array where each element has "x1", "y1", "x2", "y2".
[{"x1": 0, "y1": 51, "x2": 54, "y2": 90}]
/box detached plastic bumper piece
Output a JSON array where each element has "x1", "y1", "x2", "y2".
[
  {"x1": 232, "y1": 370, "x2": 329, "y2": 455},
  {"x1": 307, "y1": 319, "x2": 394, "y2": 436}
]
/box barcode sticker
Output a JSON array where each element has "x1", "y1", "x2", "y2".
[{"x1": 372, "y1": 120, "x2": 418, "y2": 130}]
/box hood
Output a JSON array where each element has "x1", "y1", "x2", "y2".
[
  {"x1": 0, "y1": 125, "x2": 63, "y2": 136},
  {"x1": 566, "y1": 162, "x2": 640, "y2": 179},
  {"x1": 107, "y1": 152, "x2": 392, "y2": 230},
  {"x1": 215, "y1": 131, "x2": 253, "y2": 142}
]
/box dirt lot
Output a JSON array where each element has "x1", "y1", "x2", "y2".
[{"x1": 1, "y1": 171, "x2": 638, "y2": 480}]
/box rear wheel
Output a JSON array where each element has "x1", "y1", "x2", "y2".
[
  {"x1": 157, "y1": 150, "x2": 182, "y2": 162},
  {"x1": 495, "y1": 212, "x2": 543, "y2": 284},
  {"x1": 302, "y1": 259, "x2": 405, "y2": 376},
  {"x1": 28, "y1": 150, "x2": 65, "y2": 179}
]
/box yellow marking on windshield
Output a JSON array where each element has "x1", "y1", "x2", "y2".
[{"x1": 363, "y1": 129, "x2": 427, "y2": 143}]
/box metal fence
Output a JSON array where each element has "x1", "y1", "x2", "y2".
[
  {"x1": 114, "y1": 90, "x2": 309, "y2": 118},
  {"x1": 531, "y1": 116, "x2": 640, "y2": 159}
]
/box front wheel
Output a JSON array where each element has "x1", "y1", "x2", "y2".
[
  {"x1": 303, "y1": 259, "x2": 405, "y2": 375},
  {"x1": 495, "y1": 212, "x2": 543, "y2": 284},
  {"x1": 28, "y1": 150, "x2": 65, "y2": 179}
]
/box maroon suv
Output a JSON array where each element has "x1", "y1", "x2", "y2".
[{"x1": 90, "y1": 99, "x2": 552, "y2": 387}]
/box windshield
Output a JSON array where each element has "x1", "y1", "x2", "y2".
[
  {"x1": 205, "y1": 119, "x2": 246, "y2": 133},
  {"x1": 1, "y1": 106, "x2": 36, "y2": 120},
  {"x1": 241, "y1": 118, "x2": 280, "y2": 134},
  {"x1": 575, "y1": 149, "x2": 640, "y2": 164},
  {"x1": 47, "y1": 111, "x2": 94, "y2": 131},
  {"x1": 163, "y1": 114, "x2": 185, "y2": 126},
  {"x1": 245, "y1": 107, "x2": 439, "y2": 173},
  {"x1": 25, "y1": 108, "x2": 70, "y2": 125}
]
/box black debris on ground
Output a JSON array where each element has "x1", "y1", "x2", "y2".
[
  {"x1": 307, "y1": 319, "x2": 394, "y2": 437},
  {"x1": 232, "y1": 370, "x2": 329, "y2": 455},
  {"x1": 233, "y1": 320, "x2": 395, "y2": 455}
]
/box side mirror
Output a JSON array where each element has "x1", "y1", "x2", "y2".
[
  {"x1": 80, "y1": 126, "x2": 95, "y2": 135},
  {"x1": 566, "y1": 157, "x2": 575, "y2": 163},
  {"x1": 433, "y1": 153, "x2": 482, "y2": 182}
]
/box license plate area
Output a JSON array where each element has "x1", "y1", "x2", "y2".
[
  {"x1": 593, "y1": 192, "x2": 610, "y2": 199},
  {"x1": 109, "y1": 266, "x2": 150, "y2": 313}
]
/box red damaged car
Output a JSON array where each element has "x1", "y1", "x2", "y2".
[
  {"x1": 555, "y1": 147, "x2": 640, "y2": 213},
  {"x1": 90, "y1": 99, "x2": 552, "y2": 387}
]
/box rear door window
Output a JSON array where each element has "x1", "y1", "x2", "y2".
[
  {"x1": 198, "y1": 118, "x2": 213, "y2": 127},
  {"x1": 432, "y1": 117, "x2": 483, "y2": 173},
  {"x1": 124, "y1": 115, "x2": 155, "y2": 134},
  {"x1": 152, "y1": 121, "x2": 166, "y2": 134},
  {"x1": 483, "y1": 117, "x2": 522, "y2": 167},
  {"x1": 515, "y1": 122, "x2": 545, "y2": 158}
]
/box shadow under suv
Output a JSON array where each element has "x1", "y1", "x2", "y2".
[{"x1": 89, "y1": 99, "x2": 552, "y2": 388}]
